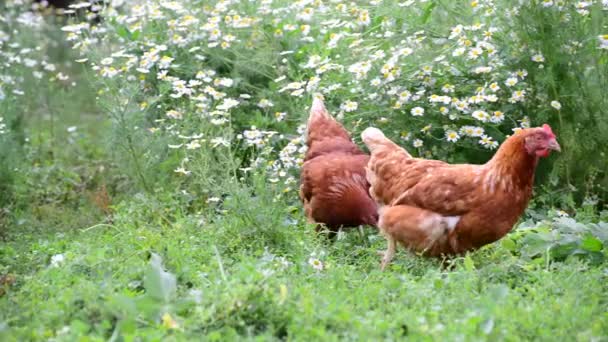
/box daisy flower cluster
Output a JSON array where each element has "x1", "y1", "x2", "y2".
[
  {"x1": 0, "y1": 1, "x2": 85, "y2": 143},
  {"x1": 1, "y1": 1, "x2": 74, "y2": 104},
  {"x1": 59, "y1": 0, "x2": 605, "y2": 197}
]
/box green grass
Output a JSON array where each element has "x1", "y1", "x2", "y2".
[
  {"x1": 1, "y1": 0, "x2": 608, "y2": 340},
  {"x1": 2, "y1": 206, "x2": 607, "y2": 340}
]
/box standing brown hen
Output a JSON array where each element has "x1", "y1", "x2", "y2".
[
  {"x1": 361, "y1": 125, "x2": 560, "y2": 269},
  {"x1": 299, "y1": 98, "x2": 378, "y2": 232}
]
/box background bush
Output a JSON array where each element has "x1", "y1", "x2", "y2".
[{"x1": 55, "y1": 0, "x2": 608, "y2": 207}]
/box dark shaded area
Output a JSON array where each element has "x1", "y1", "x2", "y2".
[
  {"x1": 36, "y1": 0, "x2": 73, "y2": 8},
  {"x1": 34, "y1": 0, "x2": 105, "y2": 26}
]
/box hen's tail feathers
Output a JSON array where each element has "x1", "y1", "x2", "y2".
[
  {"x1": 308, "y1": 97, "x2": 331, "y2": 124},
  {"x1": 361, "y1": 127, "x2": 411, "y2": 157},
  {"x1": 306, "y1": 97, "x2": 351, "y2": 146}
]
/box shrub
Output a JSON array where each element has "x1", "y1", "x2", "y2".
[
  {"x1": 500, "y1": 0, "x2": 608, "y2": 201},
  {"x1": 58, "y1": 0, "x2": 608, "y2": 204}
]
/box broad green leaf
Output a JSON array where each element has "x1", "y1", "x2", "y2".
[
  {"x1": 521, "y1": 233, "x2": 553, "y2": 258},
  {"x1": 581, "y1": 235, "x2": 603, "y2": 252},
  {"x1": 501, "y1": 237, "x2": 517, "y2": 251},
  {"x1": 144, "y1": 253, "x2": 177, "y2": 303},
  {"x1": 590, "y1": 223, "x2": 608, "y2": 241},
  {"x1": 549, "y1": 242, "x2": 578, "y2": 261},
  {"x1": 109, "y1": 294, "x2": 137, "y2": 317},
  {"x1": 554, "y1": 217, "x2": 587, "y2": 233}
]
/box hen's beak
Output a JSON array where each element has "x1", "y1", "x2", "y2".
[{"x1": 548, "y1": 139, "x2": 561, "y2": 152}]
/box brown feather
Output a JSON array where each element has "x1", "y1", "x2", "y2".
[
  {"x1": 300, "y1": 98, "x2": 378, "y2": 230},
  {"x1": 362, "y1": 126, "x2": 557, "y2": 260}
]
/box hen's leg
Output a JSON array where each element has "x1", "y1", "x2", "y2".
[
  {"x1": 380, "y1": 235, "x2": 396, "y2": 271},
  {"x1": 379, "y1": 205, "x2": 458, "y2": 258},
  {"x1": 303, "y1": 199, "x2": 317, "y2": 225}
]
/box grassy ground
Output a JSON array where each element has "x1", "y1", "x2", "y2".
[
  {"x1": 1, "y1": 0, "x2": 607, "y2": 340},
  {"x1": 2, "y1": 210, "x2": 607, "y2": 340}
]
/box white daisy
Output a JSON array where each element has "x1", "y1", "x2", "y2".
[
  {"x1": 445, "y1": 130, "x2": 460, "y2": 143},
  {"x1": 410, "y1": 106, "x2": 425, "y2": 116},
  {"x1": 308, "y1": 258, "x2": 324, "y2": 271},
  {"x1": 551, "y1": 100, "x2": 562, "y2": 110}
]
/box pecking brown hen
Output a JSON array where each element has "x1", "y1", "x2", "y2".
[
  {"x1": 299, "y1": 97, "x2": 378, "y2": 233},
  {"x1": 361, "y1": 125, "x2": 560, "y2": 269}
]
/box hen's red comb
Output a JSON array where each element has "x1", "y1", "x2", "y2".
[{"x1": 542, "y1": 124, "x2": 555, "y2": 138}]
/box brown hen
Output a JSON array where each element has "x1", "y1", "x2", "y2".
[
  {"x1": 361, "y1": 125, "x2": 560, "y2": 269},
  {"x1": 299, "y1": 98, "x2": 378, "y2": 232}
]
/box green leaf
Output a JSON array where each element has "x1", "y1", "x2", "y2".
[
  {"x1": 109, "y1": 294, "x2": 137, "y2": 317},
  {"x1": 554, "y1": 217, "x2": 587, "y2": 233},
  {"x1": 136, "y1": 295, "x2": 164, "y2": 321},
  {"x1": 70, "y1": 319, "x2": 89, "y2": 334},
  {"x1": 463, "y1": 254, "x2": 475, "y2": 271},
  {"x1": 549, "y1": 242, "x2": 578, "y2": 261},
  {"x1": 116, "y1": 26, "x2": 130, "y2": 40},
  {"x1": 131, "y1": 30, "x2": 141, "y2": 41},
  {"x1": 144, "y1": 253, "x2": 177, "y2": 303},
  {"x1": 421, "y1": 1, "x2": 437, "y2": 24},
  {"x1": 581, "y1": 235, "x2": 603, "y2": 252},
  {"x1": 521, "y1": 233, "x2": 553, "y2": 258},
  {"x1": 501, "y1": 237, "x2": 517, "y2": 252},
  {"x1": 121, "y1": 318, "x2": 136, "y2": 334}
]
